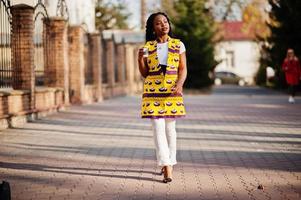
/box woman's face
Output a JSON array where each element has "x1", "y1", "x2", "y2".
[
  {"x1": 288, "y1": 50, "x2": 294, "y2": 58},
  {"x1": 153, "y1": 14, "x2": 170, "y2": 37}
]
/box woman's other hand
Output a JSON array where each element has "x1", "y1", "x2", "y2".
[
  {"x1": 138, "y1": 47, "x2": 145, "y2": 62},
  {"x1": 138, "y1": 47, "x2": 149, "y2": 78},
  {"x1": 171, "y1": 84, "x2": 183, "y2": 95}
]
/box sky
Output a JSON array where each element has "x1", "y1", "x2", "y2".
[
  {"x1": 123, "y1": 0, "x2": 141, "y2": 29},
  {"x1": 211, "y1": 0, "x2": 249, "y2": 21}
]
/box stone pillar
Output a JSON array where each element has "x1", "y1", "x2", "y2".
[
  {"x1": 132, "y1": 46, "x2": 140, "y2": 93},
  {"x1": 68, "y1": 26, "x2": 85, "y2": 104},
  {"x1": 11, "y1": 4, "x2": 35, "y2": 109},
  {"x1": 89, "y1": 32, "x2": 103, "y2": 101},
  {"x1": 45, "y1": 17, "x2": 69, "y2": 105},
  {"x1": 125, "y1": 44, "x2": 135, "y2": 94},
  {"x1": 105, "y1": 37, "x2": 115, "y2": 95}
]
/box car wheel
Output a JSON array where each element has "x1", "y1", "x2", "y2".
[
  {"x1": 214, "y1": 78, "x2": 222, "y2": 86},
  {"x1": 238, "y1": 79, "x2": 245, "y2": 86}
]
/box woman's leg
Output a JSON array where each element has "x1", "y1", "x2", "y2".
[
  {"x1": 151, "y1": 118, "x2": 171, "y2": 166},
  {"x1": 289, "y1": 85, "x2": 295, "y2": 97},
  {"x1": 292, "y1": 85, "x2": 296, "y2": 97},
  {"x1": 165, "y1": 119, "x2": 177, "y2": 166},
  {"x1": 288, "y1": 85, "x2": 296, "y2": 103}
]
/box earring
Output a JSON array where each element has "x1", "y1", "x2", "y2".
[{"x1": 153, "y1": 31, "x2": 155, "y2": 35}]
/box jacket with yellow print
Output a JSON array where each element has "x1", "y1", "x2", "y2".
[{"x1": 141, "y1": 37, "x2": 186, "y2": 118}]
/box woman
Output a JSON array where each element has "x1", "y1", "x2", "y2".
[
  {"x1": 138, "y1": 12, "x2": 187, "y2": 183},
  {"x1": 282, "y1": 48, "x2": 301, "y2": 103}
]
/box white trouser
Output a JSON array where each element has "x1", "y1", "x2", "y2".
[{"x1": 151, "y1": 118, "x2": 177, "y2": 166}]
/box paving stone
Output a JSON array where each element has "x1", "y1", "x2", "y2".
[{"x1": 0, "y1": 86, "x2": 300, "y2": 200}]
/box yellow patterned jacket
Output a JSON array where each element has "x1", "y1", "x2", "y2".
[{"x1": 141, "y1": 37, "x2": 186, "y2": 118}]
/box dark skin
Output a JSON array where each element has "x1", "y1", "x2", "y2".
[{"x1": 138, "y1": 14, "x2": 187, "y2": 95}]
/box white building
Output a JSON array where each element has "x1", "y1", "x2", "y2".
[{"x1": 214, "y1": 21, "x2": 260, "y2": 85}]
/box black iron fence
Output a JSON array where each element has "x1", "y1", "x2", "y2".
[
  {"x1": 84, "y1": 32, "x2": 94, "y2": 85},
  {"x1": 114, "y1": 42, "x2": 119, "y2": 83},
  {"x1": 123, "y1": 40, "x2": 127, "y2": 81},
  {"x1": 0, "y1": 0, "x2": 12, "y2": 88},
  {"x1": 33, "y1": 0, "x2": 49, "y2": 86},
  {"x1": 56, "y1": 0, "x2": 69, "y2": 21},
  {"x1": 101, "y1": 37, "x2": 108, "y2": 84}
]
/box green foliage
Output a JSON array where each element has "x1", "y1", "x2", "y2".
[
  {"x1": 95, "y1": 0, "x2": 130, "y2": 30},
  {"x1": 261, "y1": 0, "x2": 301, "y2": 88},
  {"x1": 166, "y1": 0, "x2": 217, "y2": 88}
]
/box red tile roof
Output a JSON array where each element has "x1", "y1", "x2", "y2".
[{"x1": 220, "y1": 21, "x2": 255, "y2": 41}]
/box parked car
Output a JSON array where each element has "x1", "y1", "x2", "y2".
[{"x1": 214, "y1": 71, "x2": 246, "y2": 86}]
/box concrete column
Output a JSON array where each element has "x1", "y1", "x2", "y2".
[
  {"x1": 125, "y1": 44, "x2": 136, "y2": 94},
  {"x1": 89, "y1": 32, "x2": 103, "y2": 101},
  {"x1": 68, "y1": 26, "x2": 85, "y2": 104},
  {"x1": 11, "y1": 4, "x2": 35, "y2": 109},
  {"x1": 45, "y1": 17, "x2": 69, "y2": 104},
  {"x1": 134, "y1": 46, "x2": 142, "y2": 93}
]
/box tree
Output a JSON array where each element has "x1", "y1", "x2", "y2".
[
  {"x1": 163, "y1": 0, "x2": 217, "y2": 88},
  {"x1": 161, "y1": 0, "x2": 177, "y2": 18},
  {"x1": 242, "y1": 0, "x2": 270, "y2": 39},
  {"x1": 95, "y1": 0, "x2": 130, "y2": 30},
  {"x1": 260, "y1": 0, "x2": 301, "y2": 88}
]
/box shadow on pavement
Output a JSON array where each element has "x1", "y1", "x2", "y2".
[
  {"x1": 2, "y1": 143, "x2": 300, "y2": 172},
  {"x1": 0, "y1": 161, "x2": 163, "y2": 183}
]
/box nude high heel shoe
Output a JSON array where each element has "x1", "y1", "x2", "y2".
[
  {"x1": 160, "y1": 167, "x2": 165, "y2": 175},
  {"x1": 163, "y1": 166, "x2": 172, "y2": 183}
]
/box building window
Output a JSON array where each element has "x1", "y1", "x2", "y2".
[{"x1": 225, "y1": 50, "x2": 234, "y2": 68}]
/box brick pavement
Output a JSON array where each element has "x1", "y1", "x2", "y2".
[{"x1": 0, "y1": 86, "x2": 300, "y2": 200}]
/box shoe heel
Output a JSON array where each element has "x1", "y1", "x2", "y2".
[
  {"x1": 160, "y1": 167, "x2": 165, "y2": 175},
  {"x1": 162, "y1": 166, "x2": 172, "y2": 183}
]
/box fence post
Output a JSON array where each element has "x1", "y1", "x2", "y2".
[
  {"x1": 11, "y1": 4, "x2": 35, "y2": 109},
  {"x1": 68, "y1": 26, "x2": 85, "y2": 104},
  {"x1": 89, "y1": 32, "x2": 103, "y2": 101},
  {"x1": 45, "y1": 17, "x2": 69, "y2": 105}
]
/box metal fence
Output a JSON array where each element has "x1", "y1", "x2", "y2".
[
  {"x1": 114, "y1": 43, "x2": 119, "y2": 83},
  {"x1": 123, "y1": 41, "x2": 127, "y2": 81},
  {"x1": 33, "y1": 0, "x2": 49, "y2": 86},
  {"x1": 56, "y1": 0, "x2": 69, "y2": 21},
  {"x1": 101, "y1": 37, "x2": 108, "y2": 84},
  {"x1": 84, "y1": 32, "x2": 94, "y2": 85},
  {"x1": 0, "y1": 0, "x2": 12, "y2": 88}
]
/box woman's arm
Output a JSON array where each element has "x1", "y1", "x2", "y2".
[
  {"x1": 282, "y1": 59, "x2": 288, "y2": 71},
  {"x1": 296, "y1": 58, "x2": 301, "y2": 79},
  {"x1": 138, "y1": 48, "x2": 149, "y2": 78},
  {"x1": 172, "y1": 52, "x2": 187, "y2": 94}
]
